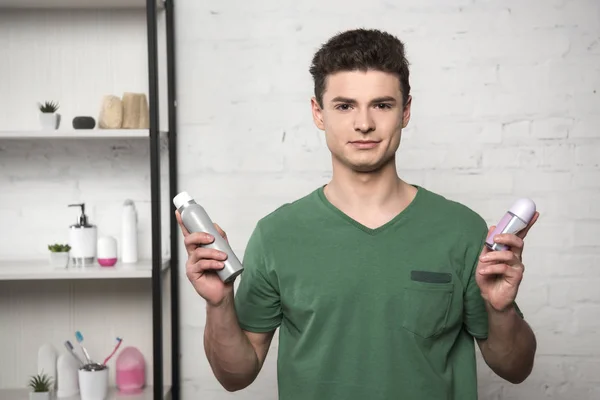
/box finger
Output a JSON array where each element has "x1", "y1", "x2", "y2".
[
  {"x1": 490, "y1": 234, "x2": 525, "y2": 257},
  {"x1": 191, "y1": 247, "x2": 228, "y2": 264},
  {"x1": 479, "y1": 262, "x2": 523, "y2": 277},
  {"x1": 478, "y1": 263, "x2": 508, "y2": 276},
  {"x1": 479, "y1": 225, "x2": 496, "y2": 257},
  {"x1": 479, "y1": 250, "x2": 516, "y2": 264},
  {"x1": 517, "y1": 211, "x2": 539, "y2": 239},
  {"x1": 175, "y1": 210, "x2": 190, "y2": 236},
  {"x1": 214, "y1": 223, "x2": 228, "y2": 241},
  {"x1": 183, "y1": 232, "x2": 215, "y2": 254},
  {"x1": 188, "y1": 259, "x2": 225, "y2": 274}
]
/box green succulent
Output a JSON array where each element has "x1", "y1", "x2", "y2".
[
  {"x1": 38, "y1": 101, "x2": 60, "y2": 113},
  {"x1": 48, "y1": 243, "x2": 71, "y2": 252},
  {"x1": 28, "y1": 372, "x2": 53, "y2": 392}
]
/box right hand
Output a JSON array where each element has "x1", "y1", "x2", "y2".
[{"x1": 176, "y1": 210, "x2": 233, "y2": 307}]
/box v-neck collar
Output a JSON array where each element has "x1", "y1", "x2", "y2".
[{"x1": 316, "y1": 183, "x2": 424, "y2": 236}]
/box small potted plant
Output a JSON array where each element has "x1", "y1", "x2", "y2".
[
  {"x1": 48, "y1": 243, "x2": 71, "y2": 268},
  {"x1": 38, "y1": 100, "x2": 61, "y2": 130},
  {"x1": 28, "y1": 371, "x2": 53, "y2": 400}
]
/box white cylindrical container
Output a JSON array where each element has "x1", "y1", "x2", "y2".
[
  {"x1": 56, "y1": 353, "x2": 79, "y2": 398},
  {"x1": 97, "y1": 236, "x2": 118, "y2": 267},
  {"x1": 78, "y1": 365, "x2": 108, "y2": 400},
  {"x1": 121, "y1": 200, "x2": 138, "y2": 264},
  {"x1": 37, "y1": 344, "x2": 57, "y2": 387}
]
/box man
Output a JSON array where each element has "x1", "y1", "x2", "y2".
[{"x1": 177, "y1": 28, "x2": 538, "y2": 399}]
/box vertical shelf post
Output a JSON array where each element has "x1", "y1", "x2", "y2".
[
  {"x1": 165, "y1": 0, "x2": 180, "y2": 398},
  {"x1": 146, "y1": 0, "x2": 164, "y2": 398}
]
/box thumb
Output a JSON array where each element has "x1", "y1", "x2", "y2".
[{"x1": 480, "y1": 225, "x2": 496, "y2": 257}]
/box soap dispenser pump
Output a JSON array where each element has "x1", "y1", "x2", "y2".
[{"x1": 68, "y1": 203, "x2": 97, "y2": 267}]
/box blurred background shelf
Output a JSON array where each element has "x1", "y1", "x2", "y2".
[
  {"x1": 0, "y1": 259, "x2": 170, "y2": 281},
  {"x1": 0, "y1": 0, "x2": 163, "y2": 10},
  {"x1": 0, "y1": 0, "x2": 179, "y2": 395},
  {"x1": 0, "y1": 130, "x2": 168, "y2": 139},
  {"x1": 0, "y1": 385, "x2": 171, "y2": 400}
]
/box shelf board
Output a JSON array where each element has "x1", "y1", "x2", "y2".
[
  {"x1": 0, "y1": 0, "x2": 163, "y2": 9},
  {"x1": 0, "y1": 129, "x2": 167, "y2": 139},
  {"x1": 0, "y1": 385, "x2": 171, "y2": 400},
  {"x1": 0, "y1": 258, "x2": 170, "y2": 281}
]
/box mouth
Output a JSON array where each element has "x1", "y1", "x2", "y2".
[{"x1": 349, "y1": 140, "x2": 381, "y2": 149}]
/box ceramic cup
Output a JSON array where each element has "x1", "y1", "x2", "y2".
[
  {"x1": 78, "y1": 364, "x2": 108, "y2": 400},
  {"x1": 97, "y1": 236, "x2": 117, "y2": 267}
]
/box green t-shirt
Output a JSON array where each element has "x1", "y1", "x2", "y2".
[{"x1": 235, "y1": 185, "x2": 518, "y2": 400}]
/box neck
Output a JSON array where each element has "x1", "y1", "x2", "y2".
[{"x1": 324, "y1": 157, "x2": 415, "y2": 216}]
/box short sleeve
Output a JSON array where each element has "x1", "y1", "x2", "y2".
[
  {"x1": 234, "y1": 223, "x2": 282, "y2": 333},
  {"x1": 462, "y1": 219, "x2": 524, "y2": 340}
]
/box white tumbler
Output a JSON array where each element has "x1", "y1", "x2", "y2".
[
  {"x1": 78, "y1": 365, "x2": 109, "y2": 400},
  {"x1": 97, "y1": 236, "x2": 118, "y2": 267}
]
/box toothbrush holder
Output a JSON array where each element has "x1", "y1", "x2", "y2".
[{"x1": 78, "y1": 364, "x2": 108, "y2": 400}]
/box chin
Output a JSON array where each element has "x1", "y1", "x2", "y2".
[
  {"x1": 332, "y1": 151, "x2": 395, "y2": 173},
  {"x1": 348, "y1": 160, "x2": 384, "y2": 173}
]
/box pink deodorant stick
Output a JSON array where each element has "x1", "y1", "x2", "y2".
[{"x1": 485, "y1": 198, "x2": 536, "y2": 251}]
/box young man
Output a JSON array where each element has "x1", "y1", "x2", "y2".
[{"x1": 177, "y1": 28, "x2": 538, "y2": 399}]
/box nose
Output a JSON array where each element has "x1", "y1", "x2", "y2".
[{"x1": 354, "y1": 107, "x2": 375, "y2": 134}]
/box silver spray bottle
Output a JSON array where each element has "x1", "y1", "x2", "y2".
[
  {"x1": 485, "y1": 198, "x2": 536, "y2": 251},
  {"x1": 173, "y1": 191, "x2": 244, "y2": 283}
]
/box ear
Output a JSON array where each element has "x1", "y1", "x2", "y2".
[
  {"x1": 311, "y1": 97, "x2": 325, "y2": 131},
  {"x1": 402, "y1": 95, "x2": 412, "y2": 128}
]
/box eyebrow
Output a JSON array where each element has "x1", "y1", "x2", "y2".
[{"x1": 330, "y1": 96, "x2": 398, "y2": 105}]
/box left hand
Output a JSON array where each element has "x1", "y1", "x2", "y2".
[{"x1": 475, "y1": 212, "x2": 540, "y2": 312}]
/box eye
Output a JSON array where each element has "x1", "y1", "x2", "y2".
[
  {"x1": 375, "y1": 103, "x2": 393, "y2": 109},
  {"x1": 335, "y1": 104, "x2": 352, "y2": 111}
]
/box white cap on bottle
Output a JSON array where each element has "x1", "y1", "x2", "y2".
[
  {"x1": 173, "y1": 191, "x2": 194, "y2": 209},
  {"x1": 509, "y1": 198, "x2": 536, "y2": 223}
]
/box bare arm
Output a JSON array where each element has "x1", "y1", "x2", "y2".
[
  {"x1": 475, "y1": 213, "x2": 539, "y2": 384},
  {"x1": 477, "y1": 303, "x2": 536, "y2": 384},
  {"x1": 174, "y1": 212, "x2": 275, "y2": 392},
  {"x1": 204, "y1": 293, "x2": 275, "y2": 392}
]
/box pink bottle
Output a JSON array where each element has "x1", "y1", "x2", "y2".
[{"x1": 116, "y1": 346, "x2": 146, "y2": 394}]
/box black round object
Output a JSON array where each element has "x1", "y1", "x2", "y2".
[{"x1": 72, "y1": 116, "x2": 96, "y2": 129}]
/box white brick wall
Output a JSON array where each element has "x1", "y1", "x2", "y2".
[{"x1": 173, "y1": 0, "x2": 600, "y2": 399}]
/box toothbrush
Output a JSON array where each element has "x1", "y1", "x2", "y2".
[
  {"x1": 102, "y1": 337, "x2": 123, "y2": 365},
  {"x1": 64, "y1": 341, "x2": 84, "y2": 366},
  {"x1": 75, "y1": 331, "x2": 93, "y2": 364}
]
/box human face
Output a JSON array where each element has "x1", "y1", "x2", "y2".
[{"x1": 311, "y1": 70, "x2": 411, "y2": 173}]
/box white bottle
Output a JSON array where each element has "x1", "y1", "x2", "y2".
[
  {"x1": 56, "y1": 353, "x2": 80, "y2": 398},
  {"x1": 37, "y1": 343, "x2": 57, "y2": 388},
  {"x1": 121, "y1": 199, "x2": 138, "y2": 263},
  {"x1": 68, "y1": 203, "x2": 97, "y2": 267}
]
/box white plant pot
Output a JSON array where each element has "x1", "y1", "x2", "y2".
[
  {"x1": 40, "y1": 113, "x2": 60, "y2": 130},
  {"x1": 50, "y1": 252, "x2": 70, "y2": 268},
  {"x1": 29, "y1": 392, "x2": 50, "y2": 400}
]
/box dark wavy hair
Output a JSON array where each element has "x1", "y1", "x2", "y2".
[{"x1": 309, "y1": 28, "x2": 411, "y2": 108}]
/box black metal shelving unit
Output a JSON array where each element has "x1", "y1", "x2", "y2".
[
  {"x1": 0, "y1": 0, "x2": 180, "y2": 397},
  {"x1": 146, "y1": 0, "x2": 179, "y2": 399}
]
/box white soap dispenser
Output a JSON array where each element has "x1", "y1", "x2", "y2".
[{"x1": 68, "y1": 203, "x2": 97, "y2": 267}]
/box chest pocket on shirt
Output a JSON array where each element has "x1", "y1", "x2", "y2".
[{"x1": 401, "y1": 271, "x2": 454, "y2": 339}]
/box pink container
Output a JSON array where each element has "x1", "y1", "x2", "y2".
[
  {"x1": 116, "y1": 346, "x2": 146, "y2": 394},
  {"x1": 98, "y1": 258, "x2": 117, "y2": 267}
]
